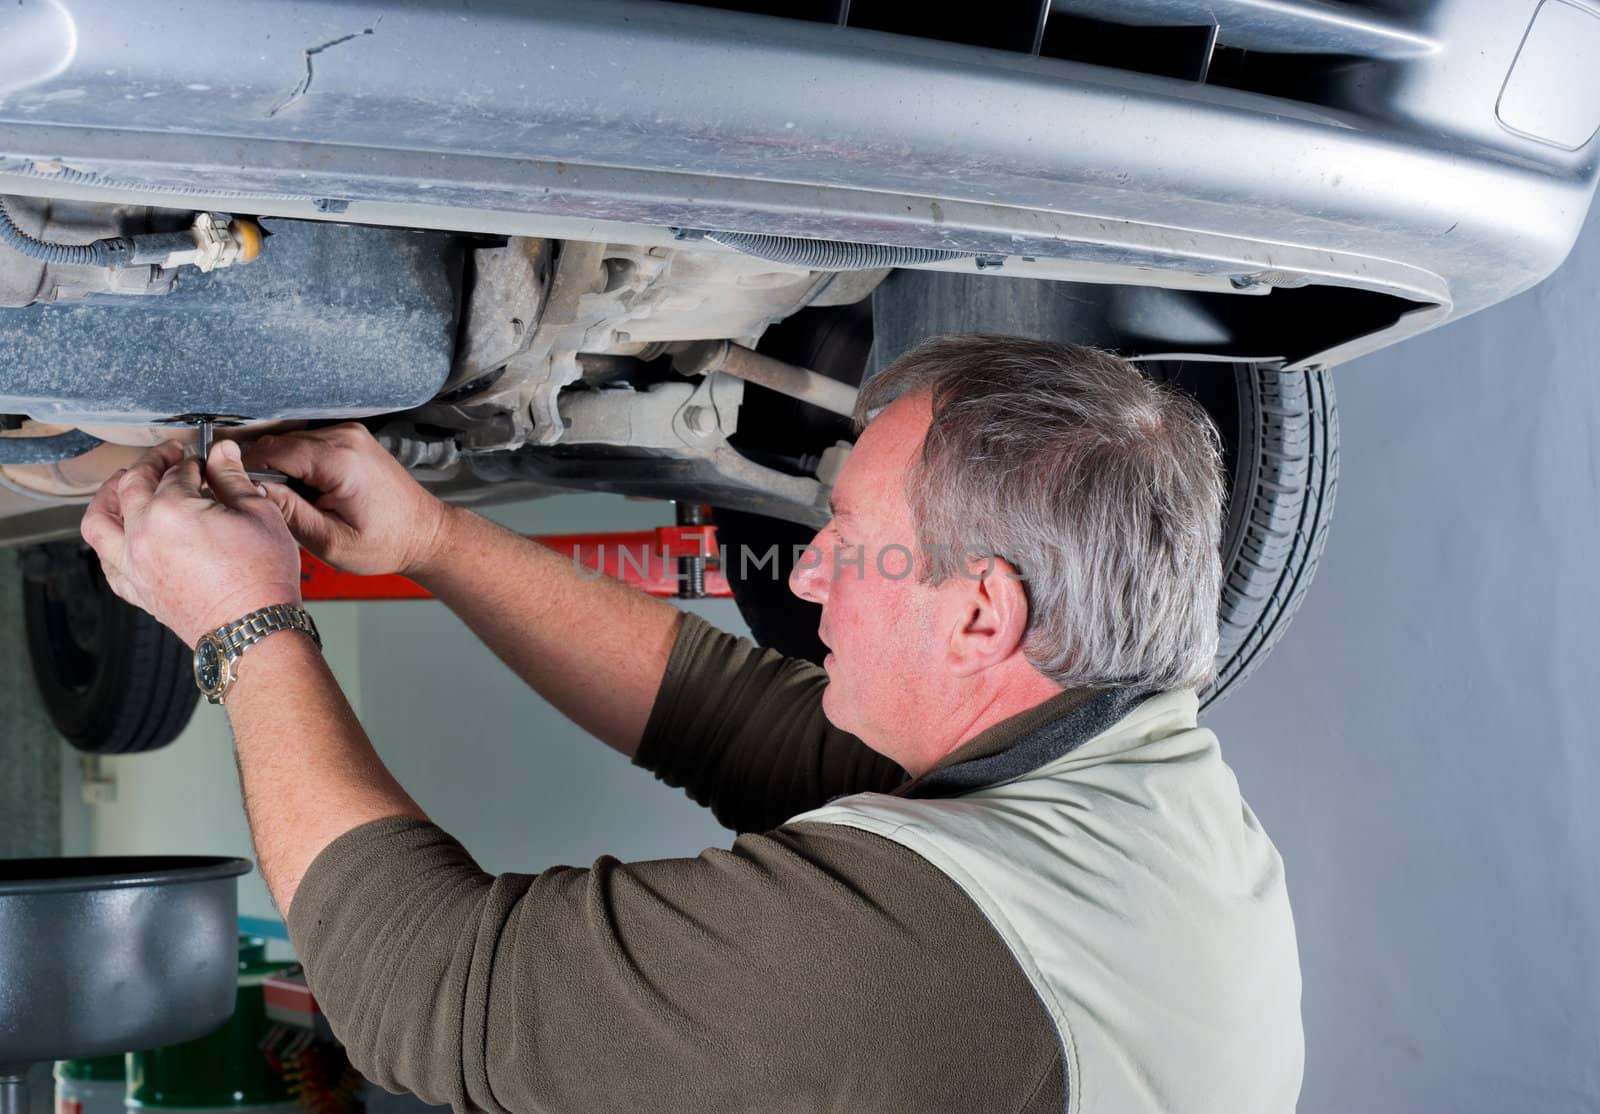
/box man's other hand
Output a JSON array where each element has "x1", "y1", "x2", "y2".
[
  {"x1": 243, "y1": 423, "x2": 450, "y2": 578},
  {"x1": 80, "y1": 439, "x2": 305, "y2": 647}
]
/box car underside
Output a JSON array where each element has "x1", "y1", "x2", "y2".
[
  {"x1": 0, "y1": 205, "x2": 880, "y2": 526},
  {"x1": 3, "y1": 0, "x2": 1596, "y2": 527},
  {"x1": 1, "y1": 0, "x2": 1596, "y2": 742}
]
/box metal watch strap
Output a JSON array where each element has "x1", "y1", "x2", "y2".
[{"x1": 214, "y1": 603, "x2": 322, "y2": 656}]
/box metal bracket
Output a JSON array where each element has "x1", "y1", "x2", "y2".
[{"x1": 79, "y1": 754, "x2": 117, "y2": 805}]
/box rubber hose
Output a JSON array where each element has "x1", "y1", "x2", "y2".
[
  {"x1": 0, "y1": 198, "x2": 136, "y2": 267},
  {"x1": 0, "y1": 429, "x2": 105, "y2": 465},
  {"x1": 705, "y1": 231, "x2": 973, "y2": 271}
]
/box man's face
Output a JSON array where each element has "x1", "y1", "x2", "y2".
[{"x1": 788, "y1": 393, "x2": 946, "y2": 755}]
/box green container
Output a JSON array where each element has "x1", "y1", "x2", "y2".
[
  {"x1": 127, "y1": 937, "x2": 294, "y2": 1109},
  {"x1": 55, "y1": 1056, "x2": 126, "y2": 1084},
  {"x1": 54, "y1": 1054, "x2": 127, "y2": 1114}
]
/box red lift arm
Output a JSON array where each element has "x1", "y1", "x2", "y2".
[{"x1": 297, "y1": 524, "x2": 731, "y2": 601}]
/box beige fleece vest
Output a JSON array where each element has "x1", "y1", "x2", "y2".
[{"x1": 790, "y1": 690, "x2": 1303, "y2": 1114}]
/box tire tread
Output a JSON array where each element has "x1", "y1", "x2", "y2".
[{"x1": 1202, "y1": 367, "x2": 1339, "y2": 708}]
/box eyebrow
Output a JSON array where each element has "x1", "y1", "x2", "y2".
[{"x1": 828, "y1": 496, "x2": 851, "y2": 521}]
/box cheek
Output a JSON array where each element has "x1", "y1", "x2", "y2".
[
  {"x1": 833, "y1": 576, "x2": 930, "y2": 667},
  {"x1": 825, "y1": 574, "x2": 879, "y2": 651}
]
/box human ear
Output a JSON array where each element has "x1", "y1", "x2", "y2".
[{"x1": 946, "y1": 555, "x2": 1030, "y2": 677}]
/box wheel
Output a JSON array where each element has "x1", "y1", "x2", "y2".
[
  {"x1": 715, "y1": 322, "x2": 1338, "y2": 712},
  {"x1": 710, "y1": 507, "x2": 830, "y2": 665},
  {"x1": 1147, "y1": 362, "x2": 1339, "y2": 710},
  {"x1": 19, "y1": 541, "x2": 199, "y2": 754}
]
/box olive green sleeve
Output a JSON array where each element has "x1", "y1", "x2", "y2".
[
  {"x1": 284, "y1": 815, "x2": 1065, "y2": 1114},
  {"x1": 633, "y1": 612, "x2": 904, "y2": 833}
]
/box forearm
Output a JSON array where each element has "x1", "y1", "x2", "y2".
[
  {"x1": 224, "y1": 630, "x2": 426, "y2": 916},
  {"x1": 411, "y1": 503, "x2": 682, "y2": 758}
]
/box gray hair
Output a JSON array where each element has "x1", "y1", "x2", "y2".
[{"x1": 856, "y1": 335, "x2": 1225, "y2": 692}]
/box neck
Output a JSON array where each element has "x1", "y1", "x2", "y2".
[{"x1": 898, "y1": 670, "x2": 1065, "y2": 778}]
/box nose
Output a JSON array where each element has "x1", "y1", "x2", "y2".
[{"x1": 788, "y1": 526, "x2": 829, "y2": 606}]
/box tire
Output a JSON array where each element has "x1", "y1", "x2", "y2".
[
  {"x1": 711, "y1": 507, "x2": 830, "y2": 665},
  {"x1": 715, "y1": 361, "x2": 1338, "y2": 712},
  {"x1": 1152, "y1": 362, "x2": 1340, "y2": 710},
  {"x1": 19, "y1": 542, "x2": 199, "y2": 754}
]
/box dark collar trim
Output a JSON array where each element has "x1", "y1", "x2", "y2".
[{"x1": 898, "y1": 687, "x2": 1155, "y2": 800}]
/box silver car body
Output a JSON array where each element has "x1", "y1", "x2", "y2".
[{"x1": 0, "y1": 0, "x2": 1595, "y2": 538}]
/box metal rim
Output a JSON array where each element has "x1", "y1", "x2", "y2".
[{"x1": 0, "y1": 856, "x2": 250, "y2": 896}]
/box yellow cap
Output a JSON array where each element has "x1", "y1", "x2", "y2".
[{"x1": 232, "y1": 218, "x2": 264, "y2": 263}]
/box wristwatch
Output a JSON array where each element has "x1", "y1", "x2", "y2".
[{"x1": 193, "y1": 603, "x2": 322, "y2": 705}]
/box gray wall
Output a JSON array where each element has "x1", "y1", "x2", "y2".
[
  {"x1": 350, "y1": 494, "x2": 736, "y2": 874},
  {"x1": 1206, "y1": 203, "x2": 1600, "y2": 1111}
]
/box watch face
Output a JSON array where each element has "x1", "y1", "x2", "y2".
[{"x1": 194, "y1": 636, "x2": 227, "y2": 696}]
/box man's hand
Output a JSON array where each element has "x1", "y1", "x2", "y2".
[
  {"x1": 243, "y1": 423, "x2": 450, "y2": 577},
  {"x1": 80, "y1": 439, "x2": 305, "y2": 647},
  {"x1": 79, "y1": 434, "x2": 427, "y2": 919}
]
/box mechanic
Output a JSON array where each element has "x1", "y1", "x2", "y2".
[{"x1": 79, "y1": 335, "x2": 1303, "y2": 1113}]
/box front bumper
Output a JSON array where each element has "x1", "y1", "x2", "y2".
[{"x1": 0, "y1": 0, "x2": 1595, "y2": 368}]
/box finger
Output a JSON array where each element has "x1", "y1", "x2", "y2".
[
  {"x1": 243, "y1": 429, "x2": 351, "y2": 493},
  {"x1": 89, "y1": 468, "x2": 126, "y2": 521},
  {"x1": 81, "y1": 469, "x2": 129, "y2": 569},
  {"x1": 259, "y1": 480, "x2": 336, "y2": 551},
  {"x1": 118, "y1": 441, "x2": 186, "y2": 520},
  {"x1": 155, "y1": 457, "x2": 204, "y2": 501},
  {"x1": 207, "y1": 440, "x2": 269, "y2": 508},
  {"x1": 81, "y1": 506, "x2": 125, "y2": 569}
]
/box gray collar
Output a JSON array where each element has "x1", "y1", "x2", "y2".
[{"x1": 900, "y1": 687, "x2": 1155, "y2": 799}]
